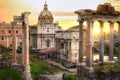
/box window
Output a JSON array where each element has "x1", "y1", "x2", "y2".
[
  {"x1": 47, "y1": 28, "x2": 49, "y2": 32},
  {"x1": 16, "y1": 30, "x2": 18, "y2": 34},
  {"x1": 1, "y1": 36, "x2": 4, "y2": 40},
  {"x1": 75, "y1": 53, "x2": 77, "y2": 57},
  {"x1": 10, "y1": 44, "x2": 12, "y2": 48},
  {"x1": 8, "y1": 30, "x2": 11, "y2": 33},
  {"x1": 61, "y1": 43, "x2": 64, "y2": 49}
]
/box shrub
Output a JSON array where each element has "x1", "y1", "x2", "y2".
[{"x1": 63, "y1": 74, "x2": 77, "y2": 80}]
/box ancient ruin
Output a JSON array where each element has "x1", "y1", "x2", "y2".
[{"x1": 75, "y1": 3, "x2": 120, "y2": 80}]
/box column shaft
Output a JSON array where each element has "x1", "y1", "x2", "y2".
[
  {"x1": 109, "y1": 22, "x2": 114, "y2": 61},
  {"x1": 22, "y1": 27, "x2": 25, "y2": 65},
  {"x1": 99, "y1": 21, "x2": 104, "y2": 62},
  {"x1": 79, "y1": 20, "x2": 84, "y2": 63},
  {"x1": 118, "y1": 22, "x2": 120, "y2": 61},
  {"x1": 86, "y1": 20, "x2": 93, "y2": 67},
  {"x1": 12, "y1": 22, "x2": 17, "y2": 65}
]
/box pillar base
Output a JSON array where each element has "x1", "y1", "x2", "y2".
[
  {"x1": 77, "y1": 66, "x2": 96, "y2": 80},
  {"x1": 11, "y1": 64, "x2": 24, "y2": 71},
  {"x1": 24, "y1": 65, "x2": 32, "y2": 80}
]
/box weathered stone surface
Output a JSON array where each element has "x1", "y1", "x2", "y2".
[{"x1": 77, "y1": 66, "x2": 96, "y2": 80}]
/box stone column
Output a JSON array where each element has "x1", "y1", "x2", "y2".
[
  {"x1": 11, "y1": 22, "x2": 17, "y2": 65},
  {"x1": 22, "y1": 12, "x2": 32, "y2": 80},
  {"x1": 109, "y1": 21, "x2": 114, "y2": 61},
  {"x1": 117, "y1": 22, "x2": 120, "y2": 61},
  {"x1": 64, "y1": 41, "x2": 66, "y2": 60},
  {"x1": 6, "y1": 36, "x2": 8, "y2": 48},
  {"x1": 99, "y1": 20, "x2": 104, "y2": 62},
  {"x1": 86, "y1": 20, "x2": 93, "y2": 67},
  {"x1": 22, "y1": 25, "x2": 25, "y2": 66},
  {"x1": 83, "y1": 29, "x2": 87, "y2": 56},
  {"x1": 68, "y1": 41, "x2": 70, "y2": 61},
  {"x1": 79, "y1": 20, "x2": 84, "y2": 64}
]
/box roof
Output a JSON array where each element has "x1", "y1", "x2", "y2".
[{"x1": 0, "y1": 22, "x2": 22, "y2": 28}]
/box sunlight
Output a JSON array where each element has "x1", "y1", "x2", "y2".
[
  {"x1": 93, "y1": 21, "x2": 100, "y2": 36},
  {"x1": 114, "y1": 22, "x2": 118, "y2": 32},
  {"x1": 104, "y1": 22, "x2": 110, "y2": 34}
]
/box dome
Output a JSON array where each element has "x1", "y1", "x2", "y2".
[{"x1": 38, "y1": 2, "x2": 53, "y2": 24}]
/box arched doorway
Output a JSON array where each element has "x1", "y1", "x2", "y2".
[{"x1": 46, "y1": 39, "x2": 50, "y2": 48}]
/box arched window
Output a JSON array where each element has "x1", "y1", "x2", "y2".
[
  {"x1": 60, "y1": 43, "x2": 64, "y2": 49},
  {"x1": 46, "y1": 39, "x2": 50, "y2": 47},
  {"x1": 47, "y1": 28, "x2": 49, "y2": 32}
]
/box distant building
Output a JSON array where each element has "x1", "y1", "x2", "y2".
[
  {"x1": 30, "y1": 2, "x2": 60, "y2": 52},
  {"x1": 0, "y1": 22, "x2": 22, "y2": 49}
]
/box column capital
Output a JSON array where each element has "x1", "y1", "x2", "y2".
[
  {"x1": 79, "y1": 19, "x2": 84, "y2": 23},
  {"x1": 86, "y1": 19, "x2": 94, "y2": 24},
  {"x1": 108, "y1": 21, "x2": 114, "y2": 24},
  {"x1": 98, "y1": 20, "x2": 104, "y2": 24},
  {"x1": 117, "y1": 21, "x2": 120, "y2": 24}
]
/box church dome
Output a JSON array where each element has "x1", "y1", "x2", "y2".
[{"x1": 38, "y1": 2, "x2": 53, "y2": 24}]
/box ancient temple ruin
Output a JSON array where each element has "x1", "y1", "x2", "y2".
[{"x1": 75, "y1": 3, "x2": 120, "y2": 80}]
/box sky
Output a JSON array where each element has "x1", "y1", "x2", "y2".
[{"x1": 0, "y1": 0, "x2": 119, "y2": 29}]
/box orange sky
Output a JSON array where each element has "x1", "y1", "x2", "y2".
[{"x1": 0, "y1": 0, "x2": 120, "y2": 29}]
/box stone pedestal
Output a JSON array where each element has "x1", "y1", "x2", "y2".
[{"x1": 77, "y1": 65, "x2": 96, "y2": 80}]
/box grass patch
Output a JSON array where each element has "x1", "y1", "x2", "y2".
[
  {"x1": 30, "y1": 55, "x2": 63, "y2": 80},
  {"x1": 94, "y1": 62, "x2": 120, "y2": 72},
  {"x1": 0, "y1": 67, "x2": 24, "y2": 80}
]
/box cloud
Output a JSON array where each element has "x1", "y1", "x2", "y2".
[{"x1": 52, "y1": 11, "x2": 76, "y2": 16}]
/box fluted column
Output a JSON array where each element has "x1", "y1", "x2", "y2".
[
  {"x1": 86, "y1": 20, "x2": 93, "y2": 67},
  {"x1": 79, "y1": 20, "x2": 84, "y2": 64},
  {"x1": 99, "y1": 20, "x2": 104, "y2": 62},
  {"x1": 11, "y1": 22, "x2": 17, "y2": 65},
  {"x1": 117, "y1": 22, "x2": 120, "y2": 61},
  {"x1": 109, "y1": 21, "x2": 114, "y2": 61}
]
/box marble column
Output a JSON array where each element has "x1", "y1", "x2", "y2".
[
  {"x1": 86, "y1": 20, "x2": 93, "y2": 67},
  {"x1": 79, "y1": 20, "x2": 84, "y2": 64},
  {"x1": 99, "y1": 20, "x2": 104, "y2": 62},
  {"x1": 22, "y1": 12, "x2": 32, "y2": 80},
  {"x1": 109, "y1": 21, "x2": 114, "y2": 61},
  {"x1": 117, "y1": 22, "x2": 120, "y2": 61},
  {"x1": 11, "y1": 22, "x2": 17, "y2": 65}
]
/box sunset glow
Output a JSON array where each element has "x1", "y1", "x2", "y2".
[{"x1": 0, "y1": 0, "x2": 119, "y2": 29}]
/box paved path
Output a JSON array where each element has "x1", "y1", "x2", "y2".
[
  {"x1": 47, "y1": 72, "x2": 64, "y2": 80},
  {"x1": 46, "y1": 59, "x2": 77, "y2": 73}
]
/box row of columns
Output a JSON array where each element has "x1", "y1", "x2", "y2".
[
  {"x1": 12, "y1": 12, "x2": 31, "y2": 80},
  {"x1": 79, "y1": 19, "x2": 120, "y2": 68}
]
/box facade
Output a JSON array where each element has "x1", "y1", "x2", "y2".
[
  {"x1": 0, "y1": 22, "x2": 22, "y2": 49},
  {"x1": 30, "y1": 2, "x2": 60, "y2": 52}
]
